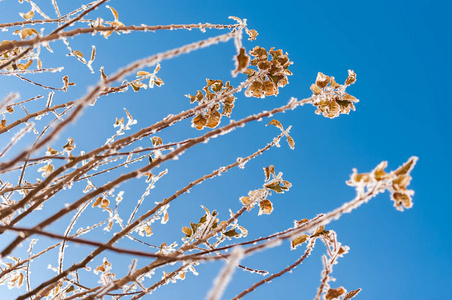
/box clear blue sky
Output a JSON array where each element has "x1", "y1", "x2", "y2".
[{"x1": 0, "y1": 0, "x2": 450, "y2": 299}]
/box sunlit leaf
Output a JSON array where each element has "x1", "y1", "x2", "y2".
[
  {"x1": 137, "y1": 71, "x2": 150, "y2": 77},
  {"x1": 193, "y1": 114, "x2": 207, "y2": 130},
  {"x1": 258, "y1": 199, "x2": 273, "y2": 215},
  {"x1": 342, "y1": 93, "x2": 358, "y2": 102},
  {"x1": 223, "y1": 228, "x2": 240, "y2": 238},
  {"x1": 20, "y1": 10, "x2": 34, "y2": 20},
  {"x1": 310, "y1": 83, "x2": 322, "y2": 94},
  {"x1": 92, "y1": 196, "x2": 102, "y2": 207},
  {"x1": 73, "y1": 50, "x2": 84, "y2": 58},
  {"x1": 144, "y1": 225, "x2": 153, "y2": 236},
  {"x1": 315, "y1": 72, "x2": 330, "y2": 88},
  {"x1": 343, "y1": 288, "x2": 362, "y2": 300},
  {"x1": 107, "y1": 5, "x2": 119, "y2": 21},
  {"x1": 182, "y1": 226, "x2": 192, "y2": 237},
  {"x1": 206, "y1": 110, "x2": 221, "y2": 128},
  {"x1": 235, "y1": 47, "x2": 249, "y2": 74},
  {"x1": 394, "y1": 156, "x2": 418, "y2": 176},
  {"x1": 291, "y1": 234, "x2": 309, "y2": 249},
  {"x1": 325, "y1": 287, "x2": 346, "y2": 300},
  {"x1": 345, "y1": 69, "x2": 356, "y2": 85},
  {"x1": 151, "y1": 136, "x2": 163, "y2": 146},
  {"x1": 286, "y1": 134, "x2": 295, "y2": 149}
]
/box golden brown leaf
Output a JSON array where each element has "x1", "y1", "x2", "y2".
[
  {"x1": 47, "y1": 146, "x2": 58, "y2": 155},
  {"x1": 100, "y1": 67, "x2": 108, "y2": 80},
  {"x1": 342, "y1": 93, "x2": 358, "y2": 102},
  {"x1": 100, "y1": 198, "x2": 110, "y2": 208},
  {"x1": 73, "y1": 50, "x2": 84, "y2": 58},
  {"x1": 263, "y1": 80, "x2": 275, "y2": 96},
  {"x1": 316, "y1": 72, "x2": 330, "y2": 88},
  {"x1": 107, "y1": 5, "x2": 119, "y2": 21},
  {"x1": 182, "y1": 226, "x2": 192, "y2": 236},
  {"x1": 247, "y1": 29, "x2": 258, "y2": 41},
  {"x1": 90, "y1": 46, "x2": 96, "y2": 62},
  {"x1": 325, "y1": 287, "x2": 346, "y2": 300},
  {"x1": 343, "y1": 288, "x2": 362, "y2": 300},
  {"x1": 240, "y1": 196, "x2": 252, "y2": 206},
  {"x1": 144, "y1": 225, "x2": 153, "y2": 236},
  {"x1": 21, "y1": 11, "x2": 34, "y2": 20},
  {"x1": 137, "y1": 71, "x2": 150, "y2": 77},
  {"x1": 286, "y1": 134, "x2": 295, "y2": 149},
  {"x1": 345, "y1": 70, "x2": 356, "y2": 85},
  {"x1": 291, "y1": 234, "x2": 309, "y2": 249},
  {"x1": 151, "y1": 136, "x2": 163, "y2": 146},
  {"x1": 394, "y1": 156, "x2": 418, "y2": 176},
  {"x1": 92, "y1": 196, "x2": 102, "y2": 207},
  {"x1": 206, "y1": 110, "x2": 221, "y2": 128},
  {"x1": 162, "y1": 211, "x2": 169, "y2": 224},
  {"x1": 258, "y1": 199, "x2": 273, "y2": 215},
  {"x1": 310, "y1": 83, "x2": 322, "y2": 95},
  {"x1": 193, "y1": 114, "x2": 207, "y2": 130},
  {"x1": 235, "y1": 47, "x2": 249, "y2": 74},
  {"x1": 266, "y1": 119, "x2": 284, "y2": 131}
]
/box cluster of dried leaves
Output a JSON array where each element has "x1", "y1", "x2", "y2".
[{"x1": 0, "y1": 1, "x2": 417, "y2": 300}]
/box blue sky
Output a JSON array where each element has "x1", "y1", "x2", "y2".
[{"x1": 0, "y1": 0, "x2": 451, "y2": 299}]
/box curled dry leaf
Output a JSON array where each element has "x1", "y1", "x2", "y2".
[
  {"x1": 258, "y1": 199, "x2": 273, "y2": 215},
  {"x1": 325, "y1": 287, "x2": 346, "y2": 300},
  {"x1": 266, "y1": 119, "x2": 284, "y2": 131},
  {"x1": 291, "y1": 234, "x2": 309, "y2": 250},
  {"x1": 234, "y1": 47, "x2": 249, "y2": 74},
  {"x1": 20, "y1": 10, "x2": 34, "y2": 20},
  {"x1": 151, "y1": 136, "x2": 163, "y2": 146},
  {"x1": 73, "y1": 50, "x2": 84, "y2": 58},
  {"x1": 343, "y1": 288, "x2": 362, "y2": 300}
]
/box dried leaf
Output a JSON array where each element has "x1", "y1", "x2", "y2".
[
  {"x1": 310, "y1": 83, "x2": 322, "y2": 94},
  {"x1": 345, "y1": 70, "x2": 356, "y2": 85},
  {"x1": 316, "y1": 72, "x2": 330, "y2": 88},
  {"x1": 325, "y1": 287, "x2": 346, "y2": 300},
  {"x1": 240, "y1": 196, "x2": 252, "y2": 206},
  {"x1": 235, "y1": 47, "x2": 249, "y2": 74},
  {"x1": 258, "y1": 199, "x2": 273, "y2": 215},
  {"x1": 137, "y1": 71, "x2": 150, "y2": 77},
  {"x1": 291, "y1": 234, "x2": 309, "y2": 249},
  {"x1": 90, "y1": 46, "x2": 96, "y2": 62},
  {"x1": 266, "y1": 119, "x2": 283, "y2": 131},
  {"x1": 343, "y1": 288, "x2": 362, "y2": 300},
  {"x1": 107, "y1": 5, "x2": 119, "y2": 21},
  {"x1": 100, "y1": 67, "x2": 108, "y2": 80},
  {"x1": 47, "y1": 145, "x2": 58, "y2": 155},
  {"x1": 162, "y1": 211, "x2": 169, "y2": 224},
  {"x1": 20, "y1": 11, "x2": 34, "y2": 20},
  {"x1": 151, "y1": 136, "x2": 163, "y2": 146},
  {"x1": 182, "y1": 226, "x2": 192, "y2": 237},
  {"x1": 73, "y1": 50, "x2": 84, "y2": 58},
  {"x1": 286, "y1": 134, "x2": 295, "y2": 149},
  {"x1": 92, "y1": 197, "x2": 102, "y2": 207},
  {"x1": 38, "y1": 163, "x2": 53, "y2": 177},
  {"x1": 223, "y1": 228, "x2": 240, "y2": 238},
  {"x1": 206, "y1": 110, "x2": 221, "y2": 128},
  {"x1": 295, "y1": 218, "x2": 309, "y2": 226},
  {"x1": 193, "y1": 114, "x2": 207, "y2": 130},
  {"x1": 100, "y1": 198, "x2": 110, "y2": 208},
  {"x1": 247, "y1": 29, "x2": 258, "y2": 41},
  {"x1": 342, "y1": 93, "x2": 358, "y2": 102},
  {"x1": 144, "y1": 225, "x2": 153, "y2": 236},
  {"x1": 394, "y1": 156, "x2": 418, "y2": 176},
  {"x1": 264, "y1": 181, "x2": 283, "y2": 193}
]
